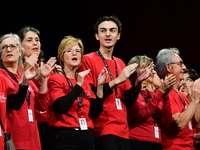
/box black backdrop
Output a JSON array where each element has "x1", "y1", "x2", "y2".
[{"x1": 1, "y1": 0, "x2": 200, "y2": 73}]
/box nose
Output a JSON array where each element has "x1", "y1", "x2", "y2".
[
  {"x1": 106, "y1": 30, "x2": 111, "y2": 36},
  {"x1": 72, "y1": 50, "x2": 76, "y2": 55},
  {"x1": 33, "y1": 40, "x2": 37, "y2": 45},
  {"x1": 182, "y1": 64, "x2": 186, "y2": 69},
  {"x1": 6, "y1": 46, "x2": 12, "y2": 51}
]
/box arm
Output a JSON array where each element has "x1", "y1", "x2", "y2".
[
  {"x1": 108, "y1": 63, "x2": 138, "y2": 89},
  {"x1": 53, "y1": 85, "x2": 83, "y2": 114},
  {"x1": 90, "y1": 67, "x2": 108, "y2": 116},
  {"x1": 8, "y1": 64, "x2": 39, "y2": 110},
  {"x1": 129, "y1": 92, "x2": 162, "y2": 120},
  {"x1": 53, "y1": 69, "x2": 90, "y2": 114}
]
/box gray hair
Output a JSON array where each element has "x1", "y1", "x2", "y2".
[
  {"x1": 0, "y1": 33, "x2": 24, "y2": 67},
  {"x1": 155, "y1": 48, "x2": 180, "y2": 79}
]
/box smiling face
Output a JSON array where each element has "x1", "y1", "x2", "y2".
[
  {"x1": 167, "y1": 53, "x2": 186, "y2": 81},
  {"x1": 95, "y1": 21, "x2": 120, "y2": 50},
  {"x1": 1, "y1": 37, "x2": 21, "y2": 65},
  {"x1": 21, "y1": 31, "x2": 41, "y2": 57},
  {"x1": 63, "y1": 44, "x2": 82, "y2": 69}
]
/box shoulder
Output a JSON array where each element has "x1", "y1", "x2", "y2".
[
  {"x1": 48, "y1": 73, "x2": 64, "y2": 81},
  {"x1": 83, "y1": 52, "x2": 98, "y2": 60}
]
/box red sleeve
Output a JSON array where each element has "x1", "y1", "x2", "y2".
[
  {"x1": 30, "y1": 81, "x2": 50, "y2": 111},
  {"x1": 48, "y1": 74, "x2": 69, "y2": 104},
  {"x1": 129, "y1": 91, "x2": 162, "y2": 120},
  {"x1": 157, "y1": 90, "x2": 173, "y2": 127}
]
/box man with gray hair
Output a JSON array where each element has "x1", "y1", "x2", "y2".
[{"x1": 155, "y1": 47, "x2": 200, "y2": 150}]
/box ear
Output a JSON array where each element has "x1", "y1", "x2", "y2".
[
  {"x1": 95, "y1": 33, "x2": 99, "y2": 40},
  {"x1": 166, "y1": 64, "x2": 171, "y2": 73},
  {"x1": 19, "y1": 49, "x2": 22, "y2": 57},
  {"x1": 117, "y1": 33, "x2": 121, "y2": 40}
]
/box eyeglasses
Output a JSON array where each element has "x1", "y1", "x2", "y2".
[
  {"x1": 65, "y1": 48, "x2": 82, "y2": 54},
  {"x1": 169, "y1": 61, "x2": 184, "y2": 67},
  {"x1": 1, "y1": 44, "x2": 18, "y2": 52}
]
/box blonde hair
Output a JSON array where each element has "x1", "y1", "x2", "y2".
[
  {"x1": 57, "y1": 35, "x2": 84, "y2": 69},
  {"x1": 127, "y1": 55, "x2": 153, "y2": 84}
]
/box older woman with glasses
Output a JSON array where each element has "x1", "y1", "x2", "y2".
[
  {"x1": 155, "y1": 48, "x2": 200, "y2": 150},
  {"x1": 0, "y1": 33, "x2": 53, "y2": 150}
]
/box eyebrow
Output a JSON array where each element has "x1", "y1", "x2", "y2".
[{"x1": 99, "y1": 27, "x2": 117, "y2": 30}]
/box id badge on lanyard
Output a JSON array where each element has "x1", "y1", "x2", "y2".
[
  {"x1": 115, "y1": 98, "x2": 122, "y2": 110},
  {"x1": 78, "y1": 118, "x2": 88, "y2": 130},
  {"x1": 154, "y1": 125, "x2": 159, "y2": 138},
  {"x1": 27, "y1": 108, "x2": 34, "y2": 122}
]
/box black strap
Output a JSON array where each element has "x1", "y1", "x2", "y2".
[
  {"x1": 96, "y1": 50, "x2": 118, "y2": 96},
  {"x1": 62, "y1": 71, "x2": 83, "y2": 108},
  {"x1": 140, "y1": 90, "x2": 157, "y2": 124},
  {"x1": 2, "y1": 66, "x2": 18, "y2": 83}
]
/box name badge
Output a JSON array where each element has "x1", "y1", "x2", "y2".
[
  {"x1": 27, "y1": 109, "x2": 34, "y2": 122},
  {"x1": 79, "y1": 118, "x2": 88, "y2": 130},
  {"x1": 115, "y1": 98, "x2": 122, "y2": 110},
  {"x1": 154, "y1": 126, "x2": 159, "y2": 138}
]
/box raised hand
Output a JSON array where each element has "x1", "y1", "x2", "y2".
[
  {"x1": 54, "y1": 65, "x2": 63, "y2": 74},
  {"x1": 76, "y1": 69, "x2": 90, "y2": 86},
  {"x1": 114, "y1": 63, "x2": 138, "y2": 85},
  {"x1": 136, "y1": 62, "x2": 154, "y2": 83},
  {"x1": 97, "y1": 67, "x2": 108, "y2": 86},
  {"x1": 190, "y1": 78, "x2": 200, "y2": 103},
  {"x1": 23, "y1": 63, "x2": 39, "y2": 81},
  {"x1": 46, "y1": 57, "x2": 57, "y2": 71},
  {"x1": 40, "y1": 62, "x2": 52, "y2": 78},
  {"x1": 24, "y1": 53, "x2": 38, "y2": 71},
  {"x1": 159, "y1": 74, "x2": 177, "y2": 93}
]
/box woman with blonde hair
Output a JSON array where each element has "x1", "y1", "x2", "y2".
[{"x1": 48, "y1": 35, "x2": 107, "y2": 150}]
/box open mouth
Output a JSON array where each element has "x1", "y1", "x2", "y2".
[
  {"x1": 105, "y1": 39, "x2": 112, "y2": 42},
  {"x1": 72, "y1": 57, "x2": 78, "y2": 61}
]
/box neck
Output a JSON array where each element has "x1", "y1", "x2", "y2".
[
  {"x1": 3, "y1": 63, "x2": 18, "y2": 74},
  {"x1": 146, "y1": 84, "x2": 156, "y2": 92},
  {"x1": 63, "y1": 66, "x2": 77, "y2": 78},
  {"x1": 99, "y1": 47, "x2": 114, "y2": 60},
  {"x1": 173, "y1": 82, "x2": 180, "y2": 91}
]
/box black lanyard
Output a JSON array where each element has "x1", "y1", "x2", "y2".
[
  {"x1": 140, "y1": 90, "x2": 157, "y2": 124},
  {"x1": 2, "y1": 66, "x2": 31, "y2": 106},
  {"x1": 2, "y1": 66, "x2": 18, "y2": 83},
  {"x1": 62, "y1": 71, "x2": 83, "y2": 108},
  {"x1": 96, "y1": 50, "x2": 118, "y2": 95}
]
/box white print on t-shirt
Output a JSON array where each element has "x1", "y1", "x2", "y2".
[
  {"x1": 79, "y1": 118, "x2": 88, "y2": 130},
  {"x1": 115, "y1": 98, "x2": 122, "y2": 110},
  {"x1": 0, "y1": 93, "x2": 6, "y2": 103}
]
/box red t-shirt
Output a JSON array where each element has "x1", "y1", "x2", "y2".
[
  {"x1": 0, "y1": 68, "x2": 49, "y2": 150},
  {"x1": 0, "y1": 74, "x2": 14, "y2": 150},
  {"x1": 79, "y1": 52, "x2": 131, "y2": 139},
  {"x1": 161, "y1": 90, "x2": 194, "y2": 150},
  {"x1": 32, "y1": 78, "x2": 50, "y2": 123},
  {"x1": 48, "y1": 73, "x2": 95, "y2": 129},
  {"x1": 128, "y1": 90, "x2": 172, "y2": 144}
]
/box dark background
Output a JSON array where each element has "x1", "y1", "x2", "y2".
[{"x1": 1, "y1": 0, "x2": 200, "y2": 73}]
